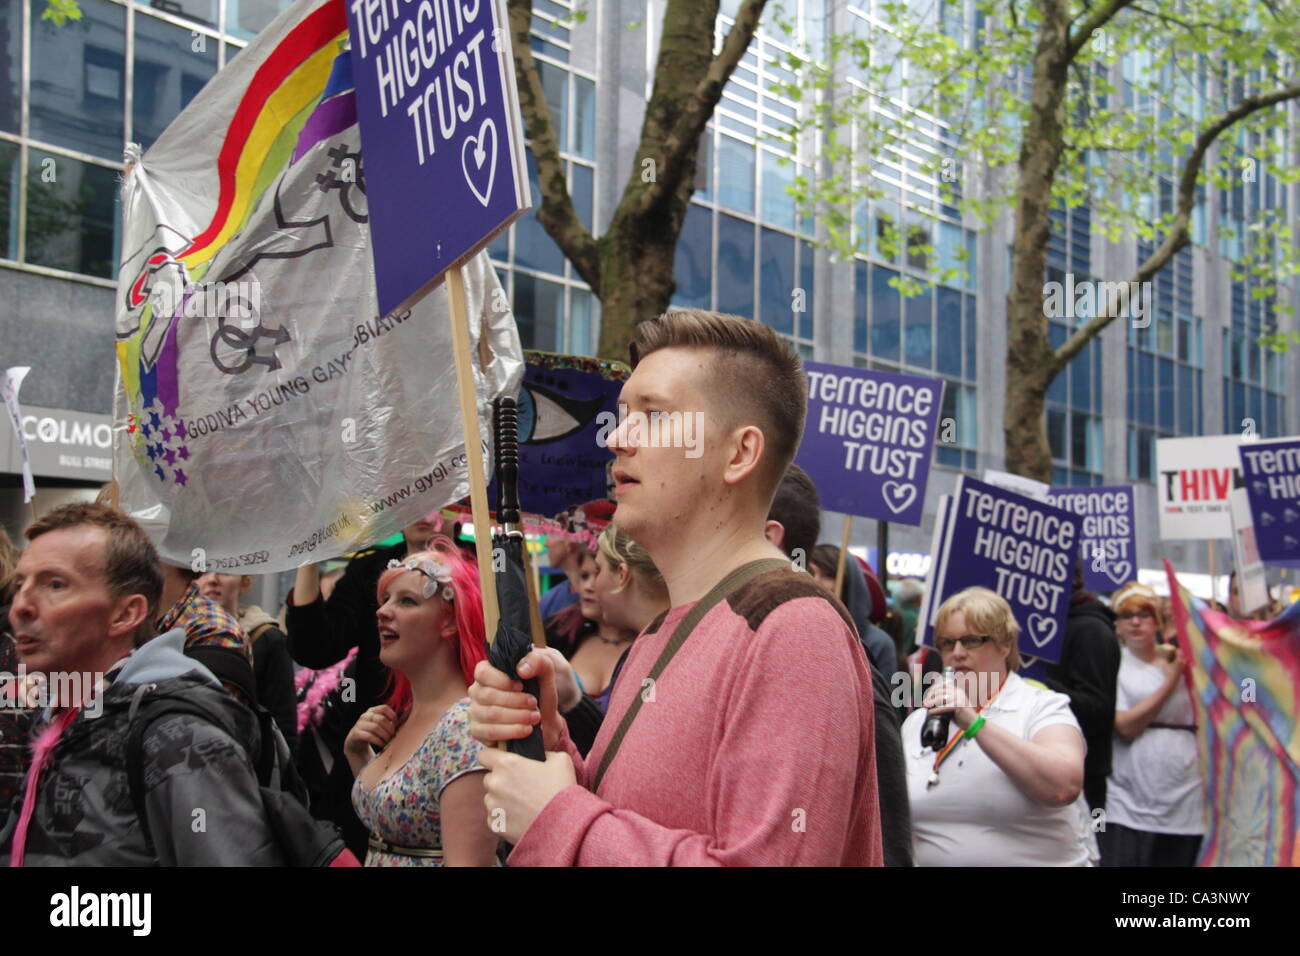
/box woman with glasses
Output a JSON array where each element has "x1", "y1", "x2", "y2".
[
  {"x1": 1100, "y1": 583, "x2": 1204, "y2": 866},
  {"x1": 903, "y1": 587, "x2": 1094, "y2": 865}
]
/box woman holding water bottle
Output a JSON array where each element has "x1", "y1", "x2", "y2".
[{"x1": 902, "y1": 587, "x2": 1095, "y2": 865}]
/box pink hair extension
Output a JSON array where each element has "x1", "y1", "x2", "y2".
[
  {"x1": 11, "y1": 708, "x2": 78, "y2": 867},
  {"x1": 296, "y1": 646, "x2": 359, "y2": 736}
]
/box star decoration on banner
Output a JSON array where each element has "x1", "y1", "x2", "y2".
[{"x1": 137, "y1": 397, "x2": 193, "y2": 490}]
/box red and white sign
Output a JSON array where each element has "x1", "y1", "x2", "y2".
[{"x1": 1156, "y1": 435, "x2": 1243, "y2": 540}]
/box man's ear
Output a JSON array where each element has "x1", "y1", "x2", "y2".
[
  {"x1": 721, "y1": 424, "x2": 765, "y2": 487},
  {"x1": 108, "y1": 593, "x2": 150, "y2": 643},
  {"x1": 763, "y1": 520, "x2": 786, "y2": 550}
]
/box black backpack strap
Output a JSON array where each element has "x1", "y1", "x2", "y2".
[
  {"x1": 124, "y1": 687, "x2": 247, "y2": 858},
  {"x1": 590, "y1": 558, "x2": 788, "y2": 792},
  {"x1": 185, "y1": 644, "x2": 258, "y2": 706}
]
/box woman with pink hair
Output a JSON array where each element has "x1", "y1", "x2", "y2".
[{"x1": 344, "y1": 536, "x2": 499, "y2": 866}]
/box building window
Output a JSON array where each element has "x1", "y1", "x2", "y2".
[
  {"x1": 25, "y1": 149, "x2": 118, "y2": 278},
  {"x1": 512, "y1": 271, "x2": 564, "y2": 352},
  {"x1": 717, "y1": 135, "x2": 756, "y2": 215},
  {"x1": 716, "y1": 213, "x2": 754, "y2": 317},
  {"x1": 29, "y1": 0, "x2": 126, "y2": 161},
  {"x1": 671, "y1": 201, "x2": 712, "y2": 310},
  {"x1": 0, "y1": 140, "x2": 17, "y2": 260},
  {"x1": 224, "y1": 0, "x2": 293, "y2": 41},
  {"x1": 132, "y1": 13, "x2": 218, "y2": 150}
]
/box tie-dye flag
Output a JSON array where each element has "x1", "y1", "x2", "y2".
[
  {"x1": 114, "y1": 0, "x2": 522, "y2": 573},
  {"x1": 1165, "y1": 559, "x2": 1300, "y2": 866}
]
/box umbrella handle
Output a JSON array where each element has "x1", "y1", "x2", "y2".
[{"x1": 509, "y1": 676, "x2": 546, "y2": 762}]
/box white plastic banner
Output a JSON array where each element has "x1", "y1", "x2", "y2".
[{"x1": 113, "y1": 0, "x2": 523, "y2": 572}]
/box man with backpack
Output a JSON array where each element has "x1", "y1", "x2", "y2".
[
  {"x1": 197, "y1": 571, "x2": 299, "y2": 751},
  {"x1": 0, "y1": 503, "x2": 352, "y2": 866}
]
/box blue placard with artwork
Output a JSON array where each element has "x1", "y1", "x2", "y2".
[{"x1": 487, "y1": 352, "x2": 629, "y2": 518}]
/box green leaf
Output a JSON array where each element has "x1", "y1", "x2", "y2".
[{"x1": 42, "y1": 0, "x2": 83, "y2": 25}]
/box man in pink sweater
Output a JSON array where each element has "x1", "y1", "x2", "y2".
[{"x1": 472, "y1": 309, "x2": 882, "y2": 866}]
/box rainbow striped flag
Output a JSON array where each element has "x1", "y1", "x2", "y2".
[
  {"x1": 113, "y1": 0, "x2": 522, "y2": 572},
  {"x1": 1165, "y1": 559, "x2": 1300, "y2": 865}
]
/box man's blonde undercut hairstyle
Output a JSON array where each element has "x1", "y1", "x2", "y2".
[{"x1": 630, "y1": 309, "x2": 806, "y2": 500}]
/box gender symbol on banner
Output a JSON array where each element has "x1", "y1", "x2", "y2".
[{"x1": 316, "y1": 142, "x2": 368, "y2": 223}]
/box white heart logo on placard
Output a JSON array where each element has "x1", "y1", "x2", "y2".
[
  {"x1": 882, "y1": 481, "x2": 917, "y2": 515},
  {"x1": 1027, "y1": 614, "x2": 1057, "y2": 648},
  {"x1": 461, "y1": 118, "x2": 498, "y2": 208},
  {"x1": 1106, "y1": 561, "x2": 1133, "y2": 586}
]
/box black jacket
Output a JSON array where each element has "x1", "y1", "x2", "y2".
[
  {"x1": 841, "y1": 561, "x2": 899, "y2": 680},
  {"x1": 840, "y1": 569, "x2": 914, "y2": 863},
  {"x1": 868, "y1": 663, "x2": 913, "y2": 866},
  {"x1": 0, "y1": 629, "x2": 33, "y2": 832},
  {"x1": 241, "y1": 610, "x2": 299, "y2": 753},
  {"x1": 1039, "y1": 594, "x2": 1121, "y2": 785},
  {"x1": 0, "y1": 630, "x2": 284, "y2": 866},
  {"x1": 285, "y1": 541, "x2": 405, "y2": 712}
]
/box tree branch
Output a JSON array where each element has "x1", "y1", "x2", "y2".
[
  {"x1": 635, "y1": 0, "x2": 769, "y2": 216},
  {"x1": 507, "y1": 0, "x2": 601, "y2": 290},
  {"x1": 1051, "y1": 81, "x2": 1300, "y2": 373},
  {"x1": 1065, "y1": 0, "x2": 1137, "y2": 61}
]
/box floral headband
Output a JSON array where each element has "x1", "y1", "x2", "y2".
[{"x1": 387, "y1": 557, "x2": 455, "y2": 602}]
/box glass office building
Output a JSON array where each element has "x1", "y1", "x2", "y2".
[{"x1": 2, "y1": 0, "x2": 1296, "y2": 574}]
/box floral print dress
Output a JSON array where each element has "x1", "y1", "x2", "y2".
[{"x1": 351, "y1": 698, "x2": 489, "y2": 867}]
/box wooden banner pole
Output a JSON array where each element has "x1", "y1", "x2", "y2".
[
  {"x1": 520, "y1": 543, "x2": 548, "y2": 649},
  {"x1": 446, "y1": 267, "x2": 500, "y2": 643},
  {"x1": 834, "y1": 514, "x2": 853, "y2": 598}
]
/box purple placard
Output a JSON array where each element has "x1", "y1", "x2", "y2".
[
  {"x1": 1046, "y1": 485, "x2": 1138, "y2": 592},
  {"x1": 1239, "y1": 438, "x2": 1300, "y2": 569},
  {"x1": 486, "y1": 352, "x2": 627, "y2": 517},
  {"x1": 346, "y1": 0, "x2": 530, "y2": 316},
  {"x1": 921, "y1": 476, "x2": 1081, "y2": 664},
  {"x1": 794, "y1": 362, "x2": 943, "y2": 526}
]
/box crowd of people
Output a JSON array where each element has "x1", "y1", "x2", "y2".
[{"x1": 0, "y1": 308, "x2": 1251, "y2": 866}]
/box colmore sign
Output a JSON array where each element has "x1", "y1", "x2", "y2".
[{"x1": 0, "y1": 406, "x2": 113, "y2": 482}]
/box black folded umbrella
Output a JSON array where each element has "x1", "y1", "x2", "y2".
[{"x1": 486, "y1": 397, "x2": 545, "y2": 761}]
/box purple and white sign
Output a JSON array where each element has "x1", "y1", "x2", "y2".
[
  {"x1": 794, "y1": 362, "x2": 943, "y2": 526},
  {"x1": 1046, "y1": 485, "x2": 1137, "y2": 591},
  {"x1": 919, "y1": 476, "x2": 1081, "y2": 664},
  {"x1": 346, "y1": 0, "x2": 530, "y2": 315},
  {"x1": 1238, "y1": 437, "x2": 1300, "y2": 569}
]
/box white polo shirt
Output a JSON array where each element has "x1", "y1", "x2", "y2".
[{"x1": 902, "y1": 671, "x2": 1097, "y2": 866}]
